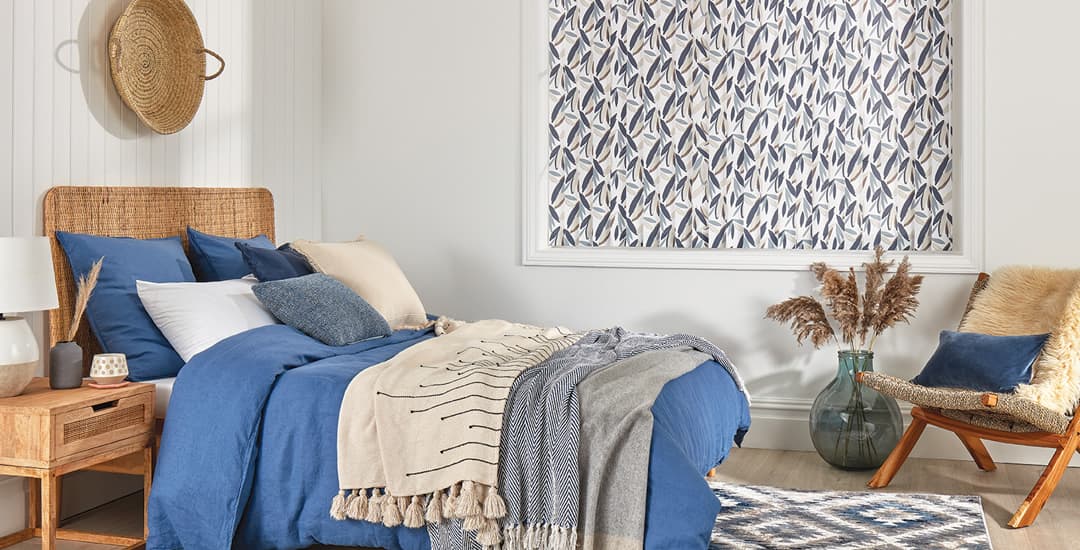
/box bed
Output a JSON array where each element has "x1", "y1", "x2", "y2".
[{"x1": 43, "y1": 186, "x2": 751, "y2": 550}]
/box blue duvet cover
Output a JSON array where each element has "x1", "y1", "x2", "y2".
[{"x1": 148, "y1": 325, "x2": 750, "y2": 550}]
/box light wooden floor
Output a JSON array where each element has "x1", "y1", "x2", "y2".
[
  {"x1": 6, "y1": 492, "x2": 143, "y2": 550},
  {"x1": 710, "y1": 448, "x2": 1080, "y2": 549},
  {"x1": 10, "y1": 448, "x2": 1078, "y2": 549}
]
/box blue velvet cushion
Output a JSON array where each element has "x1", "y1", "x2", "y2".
[
  {"x1": 252, "y1": 274, "x2": 391, "y2": 346},
  {"x1": 55, "y1": 231, "x2": 197, "y2": 381},
  {"x1": 235, "y1": 242, "x2": 313, "y2": 282},
  {"x1": 912, "y1": 330, "x2": 1050, "y2": 393},
  {"x1": 186, "y1": 227, "x2": 274, "y2": 281}
]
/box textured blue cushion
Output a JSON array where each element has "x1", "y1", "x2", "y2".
[
  {"x1": 55, "y1": 231, "x2": 196, "y2": 380},
  {"x1": 252, "y1": 274, "x2": 391, "y2": 346},
  {"x1": 912, "y1": 330, "x2": 1050, "y2": 393},
  {"x1": 236, "y1": 242, "x2": 313, "y2": 282},
  {"x1": 187, "y1": 227, "x2": 274, "y2": 281}
]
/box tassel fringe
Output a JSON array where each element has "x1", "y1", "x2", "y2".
[
  {"x1": 382, "y1": 491, "x2": 403, "y2": 527},
  {"x1": 455, "y1": 480, "x2": 483, "y2": 519},
  {"x1": 365, "y1": 488, "x2": 384, "y2": 524},
  {"x1": 476, "y1": 517, "x2": 502, "y2": 546},
  {"x1": 404, "y1": 495, "x2": 425, "y2": 528},
  {"x1": 483, "y1": 485, "x2": 507, "y2": 519},
  {"x1": 444, "y1": 482, "x2": 461, "y2": 519},
  {"x1": 344, "y1": 490, "x2": 365, "y2": 520},
  {"x1": 333, "y1": 482, "x2": 517, "y2": 544},
  {"x1": 463, "y1": 513, "x2": 485, "y2": 531},
  {"x1": 330, "y1": 490, "x2": 347, "y2": 521},
  {"x1": 426, "y1": 490, "x2": 444, "y2": 524},
  {"x1": 499, "y1": 524, "x2": 576, "y2": 550}
]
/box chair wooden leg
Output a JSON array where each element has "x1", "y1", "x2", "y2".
[
  {"x1": 868, "y1": 416, "x2": 927, "y2": 488},
  {"x1": 1008, "y1": 434, "x2": 1079, "y2": 528},
  {"x1": 956, "y1": 433, "x2": 997, "y2": 472}
]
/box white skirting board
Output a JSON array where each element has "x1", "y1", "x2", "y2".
[{"x1": 743, "y1": 397, "x2": 1080, "y2": 467}]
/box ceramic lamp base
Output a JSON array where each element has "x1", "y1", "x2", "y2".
[
  {"x1": 0, "y1": 317, "x2": 40, "y2": 398},
  {"x1": 0, "y1": 360, "x2": 34, "y2": 398}
]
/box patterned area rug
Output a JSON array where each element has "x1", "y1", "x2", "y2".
[{"x1": 709, "y1": 481, "x2": 992, "y2": 549}]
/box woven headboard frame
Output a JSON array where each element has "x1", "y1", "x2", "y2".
[{"x1": 42, "y1": 186, "x2": 275, "y2": 373}]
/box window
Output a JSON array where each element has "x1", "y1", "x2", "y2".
[{"x1": 522, "y1": 0, "x2": 984, "y2": 272}]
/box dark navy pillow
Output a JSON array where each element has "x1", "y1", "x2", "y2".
[
  {"x1": 252, "y1": 274, "x2": 391, "y2": 346},
  {"x1": 186, "y1": 227, "x2": 274, "y2": 281},
  {"x1": 236, "y1": 242, "x2": 313, "y2": 282},
  {"x1": 912, "y1": 330, "x2": 1050, "y2": 393},
  {"x1": 55, "y1": 231, "x2": 196, "y2": 381}
]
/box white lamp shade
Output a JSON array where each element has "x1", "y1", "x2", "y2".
[{"x1": 0, "y1": 237, "x2": 60, "y2": 314}]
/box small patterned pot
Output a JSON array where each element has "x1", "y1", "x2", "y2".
[{"x1": 90, "y1": 353, "x2": 128, "y2": 385}]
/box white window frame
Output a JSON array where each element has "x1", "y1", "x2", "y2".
[{"x1": 521, "y1": 1, "x2": 985, "y2": 274}]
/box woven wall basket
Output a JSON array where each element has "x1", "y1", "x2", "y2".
[{"x1": 108, "y1": 0, "x2": 224, "y2": 135}]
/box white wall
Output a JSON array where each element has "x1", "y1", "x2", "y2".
[
  {"x1": 321, "y1": 0, "x2": 1080, "y2": 466},
  {"x1": 0, "y1": 0, "x2": 322, "y2": 535}
]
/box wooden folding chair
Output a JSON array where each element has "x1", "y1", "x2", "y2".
[{"x1": 858, "y1": 272, "x2": 1080, "y2": 528}]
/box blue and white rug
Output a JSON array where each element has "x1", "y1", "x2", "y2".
[{"x1": 709, "y1": 481, "x2": 992, "y2": 549}]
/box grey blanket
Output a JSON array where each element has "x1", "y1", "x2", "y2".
[
  {"x1": 428, "y1": 328, "x2": 744, "y2": 550},
  {"x1": 576, "y1": 348, "x2": 709, "y2": 550}
]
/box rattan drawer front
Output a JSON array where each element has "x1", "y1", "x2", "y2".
[
  {"x1": 64, "y1": 404, "x2": 145, "y2": 444},
  {"x1": 52, "y1": 393, "x2": 153, "y2": 462}
]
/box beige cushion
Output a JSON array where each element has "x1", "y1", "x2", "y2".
[{"x1": 291, "y1": 239, "x2": 429, "y2": 330}]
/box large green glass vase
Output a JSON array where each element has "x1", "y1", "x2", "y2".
[{"x1": 809, "y1": 351, "x2": 903, "y2": 470}]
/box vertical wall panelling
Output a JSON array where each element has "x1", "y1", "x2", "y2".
[
  {"x1": 0, "y1": 2, "x2": 11, "y2": 238},
  {"x1": 0, "y1": 0, "x2": 323, "y2": 533},
  {"x1": 11, "y1": 0, "x2": 32, "y2": 237},
  {"x1": 0, "y1": 0, "x2": 323, "y2": 238}
]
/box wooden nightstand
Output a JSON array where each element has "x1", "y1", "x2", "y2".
[{"x1": 0, "y1": 378, "x2": 154, "y2": 550}]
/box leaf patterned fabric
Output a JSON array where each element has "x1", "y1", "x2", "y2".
[{"x1": 547, "y1": 0, "x2": 953, "y2": 250}]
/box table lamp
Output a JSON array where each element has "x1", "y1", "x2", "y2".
[{"x1": 0, "y1": 237, "x2": 59, "y2": 397}]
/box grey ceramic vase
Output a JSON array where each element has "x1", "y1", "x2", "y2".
[{"x1": 49, "y1": 341, "x2": 84, "y2": 389}]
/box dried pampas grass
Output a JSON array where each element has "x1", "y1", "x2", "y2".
[
  {"x1": 870, "y1": 256, "x2": 924, "y2": 347},
  {"x1": 860, "y1": 247, "x2": 893, "y2": 343},
  {"x1": 765, "y1": 296, "x2": 836, "y2": 348},
  {"x1": 818, "y1": 267, "x2": 861, "y2": 345},
  {"x1": 767, "y1": 247, "x2": 922, "y2": 351},
  {"x1": 66, "y1": 257, "x2": 103, "y2": 342}
]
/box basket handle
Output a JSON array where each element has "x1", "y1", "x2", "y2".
[
  {"x1": 201, "y1": 48, "x2": 224, "y2": 80},
  {"x1": 110, "y1": 37, "x2": 123, "y2": 72}
]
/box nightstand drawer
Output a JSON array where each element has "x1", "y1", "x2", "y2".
[
  {"x1": 0, "y1": 379, "x2": 155, "y2": 468},
  {"x1": 52, "y1": 393, "x2": 153, "y2": 461}
]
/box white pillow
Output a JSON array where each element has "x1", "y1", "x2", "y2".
[{"x1": 136, "y1": 278, "x2": 279, "y2": 362}]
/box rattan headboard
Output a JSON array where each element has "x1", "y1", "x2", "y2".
[{"x1": 42, "y1": 186, "x2": 275, "y2": 372}]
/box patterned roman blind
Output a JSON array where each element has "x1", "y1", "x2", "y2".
[{"x1": 547, "y1": 0, "x2": 953, "y2": 251}]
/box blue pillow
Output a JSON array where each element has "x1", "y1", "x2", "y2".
[
  {"x1": 236, "y1": 242, "x2": 313, "y2": 282},
  {"x1": 252, "y1": 274, "x2": 391, "y2": 346},
  {"x1": 912, "y1": 330, "x2": 1050, "y2": 393},
  {"x1": 186, "y1": 227, "x2": 274, "y2": 281},
  {"x1": 55, "y1": 231, "x2": 197, "y2": 381}
]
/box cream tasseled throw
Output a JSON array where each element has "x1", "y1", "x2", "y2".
[{"x1": 332, "y1": 319, "x2": 580, "y2": 544}]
